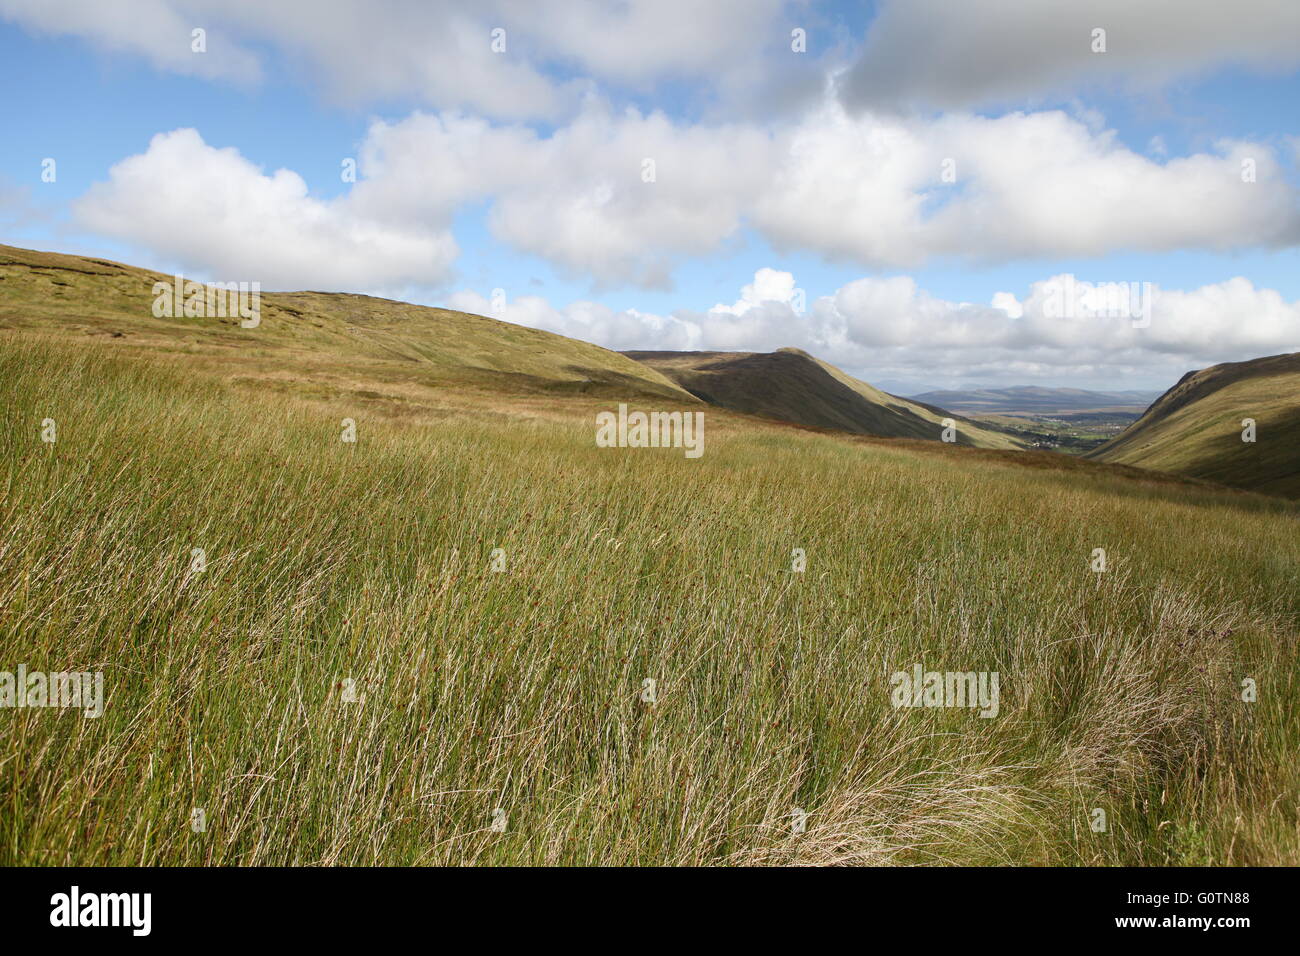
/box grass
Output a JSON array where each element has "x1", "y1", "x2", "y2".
[
  {"x1": 2, "y1": 332, "x2": 1297, "y2": 866},
  {"x1": 1091, "y1": 352, "x2": 1300, "y2": 498}
]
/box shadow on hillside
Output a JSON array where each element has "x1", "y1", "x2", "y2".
[
  {"x1": 541, "y1": 364, "x2": 699, "y2": 402},
  {"x1": 1178, "y1": 404, "x2": 1300, "y2": 499}
]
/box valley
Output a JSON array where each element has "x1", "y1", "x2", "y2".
[{"x1": 1, "y1": 244, "x2": 1297, "y2": 866}]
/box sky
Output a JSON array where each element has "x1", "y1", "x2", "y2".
[{"x1": 1, "y1": 0, "x2": 1298, "y2": 393}]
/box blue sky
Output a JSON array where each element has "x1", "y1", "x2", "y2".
[{"x1": 1, "y1": 1, "x2": 1298, "y2": 392}]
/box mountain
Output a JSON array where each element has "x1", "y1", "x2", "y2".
[
  {"x1": 1, "y1": 244, "x2": 1028, "y2": 450},
  {"x1": 0, "y1": 244, "x2": 695, "y2": 404},
  {"x1": 1088, "y1": 352, "x2": 1300, "y2": 498},
  {"x1": 907, "y1": 386, "x2": 1163, "y2": 415},
  {"x1": 624, "y1": 349, "x2": 1025, "y2": 449}
]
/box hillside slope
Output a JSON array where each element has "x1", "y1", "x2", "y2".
[
  {"x1": 625, "y1": 348, "x2": 1025, "y2": 449},
  {"x1": 0, "y1": 244, "x2": 695, "y2": 404},
  {"x1": 1089, "y1": 352, "x2": 1300, "y2": 498}
]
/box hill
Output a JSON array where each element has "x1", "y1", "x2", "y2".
[
  {"x1": 0, "y1": 244, "x2": 696, "y2": 406},
  {"x1": 625, "y1": 348, "x2": 1025, "y2": 450},
  {"x1": 1, "y1": 244, "x2": 1022, "y2": 449},
  {"x1": 908, "y1": 386, "x2": 1162, "y2": 416},
  {"x1": 1089, "y1": 352, "x2": 1300, "y2": 498}
]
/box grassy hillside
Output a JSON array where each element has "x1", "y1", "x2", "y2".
[
  {"x1": 2, "y1": 328, "x2": 1297, "y2": 866},
  {"x1": 1090, "y1": 352, "x2": 1300, "y2": 498},
  {"x1": 0, "y1": 244, "x2": 695, "y2": 406},
  {"x1": 626, "y1": 348, "x2": 1025, "y2": 450}
]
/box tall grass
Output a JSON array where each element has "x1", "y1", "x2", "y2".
[{"x1": 1, "y1": 336, "x2": 1297, "y2": 865}]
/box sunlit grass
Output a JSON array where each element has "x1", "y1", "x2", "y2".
[{"x1": 1, "y1": 336, "x2": 1297, "y2": 865}]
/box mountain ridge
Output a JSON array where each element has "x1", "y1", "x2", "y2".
[
  {"x1": 1089, "y1": 351, "x2": 1300, "y2": 498},
  {"x1": 908, "y1": 385, "x2": 1162, "y2": 415},
  {"x1": 0, "y1": 243, "x2": 1024, "y2": 451},
  {"x1": 624, "y1": 348, "x2": 1025, "y2": 450},
  {"x1": 0, "y1": 243, "x2": 697, "y2": 404}
]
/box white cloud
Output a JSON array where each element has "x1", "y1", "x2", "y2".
[
  {"x1": 452, "y1": 269, "x2": 1300, "y2": 389},
  {"x1": 991, "y1": 292, "x2": 1023, "y2": 319},
  {"x1": 753, "y1": 102, "x2": 1299, "y2": 266},
  {"x1": 350, "y1": 98, "x2": 1300, "y2": 282},
  {"x1": 446, "y1": 289, "x2": 705, "y2": 352},
  {"x1": 353, "y1": 105, "x2": 776, "y2": 287},
  {"x1": 0, "y1": 0, "x2": 793, "y2": 120},
  {"x1": 73, "y1": 129, "x2": 456, "y2": 290},
  {"x1": 712, "y1": 268, "x2": 800, "y2": 315},
  {"x1": 68, "y1": 93, "x2": 1300, "y2": 292},
  {"x1": 840, "y1": 0, "x2": 1300, "y2": 111},
  {"x1": 496, "y1": 0, "x2": 790, "y2": 87},
  {"x1": 27, "y1": 0, "x2": 1300, "y2": 125},
  {"x1": 0, "y1": 0, "x2": 261, "y2": 84}
]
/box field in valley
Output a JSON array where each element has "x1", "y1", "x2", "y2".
[
  {"x1": 2, "y1": 325, "x2": 1297, "y2": 865},
  {"x1": 974, "y1": 412, "x2": 1143, "y2": 455}
]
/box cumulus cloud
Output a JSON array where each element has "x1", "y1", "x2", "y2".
[
  {"x1": 754, "y1": 102, "x2": 1299, "y2": 266},
  {"x1": 73, "y1": 128, "x2": 457, "y2": 290},
  {"x1": 72, "y1": 95, "x2": 1300, "y2": 292},
  {"x1": 353, "y1": 106, "x2": 777, "y2": 287},
  {"x1": 30, "y1": 0, "x2": 1300, "y2": 124},
  {"x1": 711, "y1": 268, "x2": 802, "y2": 315},
  {"x1": 991, "y1": 292, "x2": 1024, "y2": 319},
  {"x1": 0, "y1": 0, "x2": 794, "y2": 120},
  {"x1": 0, "y1": 0, "x2": 261, "y2": 84},
  {"x1": 67, "y1": 88, "x2": 1300, "y2": 293},
  {"x1": 451, "y1": 269, "x2": 1300, "y2": 389},
  {"x1": 351, "y1": 98, "x2": 1299, "y2": 282},
  {"x1": 840, "y1": 0, "x2": 1300, "y2": 112},
  {"x1": 448, "y1": 288, "x2": 705, "y2": 353},
  {"x1": 494, "y1": 0, "x2": 791, "y2": 88}
]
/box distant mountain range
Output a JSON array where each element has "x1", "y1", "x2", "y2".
[{"x1": 906, "y1": 386, "x2": 1164, "y2": 415}]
